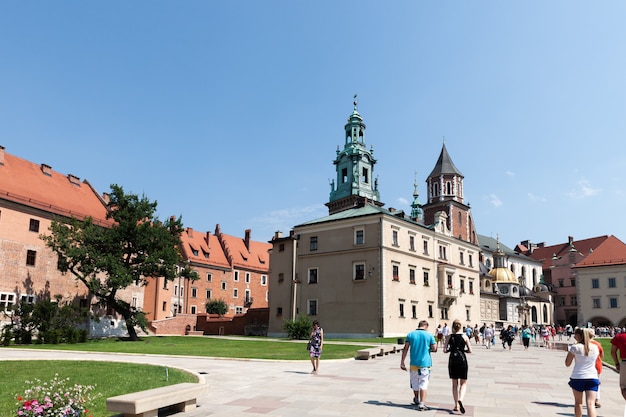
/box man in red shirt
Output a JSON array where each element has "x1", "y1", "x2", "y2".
[{"x1": 611, "y1": 330, "x2": 626, "y2": 401}]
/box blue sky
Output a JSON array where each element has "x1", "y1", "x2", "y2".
[{"x1": 1, "y1": 2, "x2": 625, "y2": 248}]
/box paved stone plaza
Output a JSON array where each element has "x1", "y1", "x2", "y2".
[{"x1": 2, "y1": 339, "x2": 624, "y2": 416}]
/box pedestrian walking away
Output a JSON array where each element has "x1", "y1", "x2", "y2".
[
  {"x1": 309, "y1": 320, "x2": 323, "y2": 374},
  {"x1": 565, "y1": 327, "x2": 600, "y2": 417},
  {"x1": 400, "y1": 320, "x2": 438, "y2": 411},
  {"x1": 587, "y1": 329, "x2": 603, "y2": 408},
  {"x1": 444, "y1": 319, "x2": 472, "y2": 414},
  {"x1": 610, "y1": 329, "x2": 626, "y2": 401}
]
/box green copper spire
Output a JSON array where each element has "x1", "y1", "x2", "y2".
[
  {"x1": 327, "y1": 96, "x2": 382, "y2": 214},
  {"x1": 410, "y1": 173, "x2": 424, "y2": 222}
]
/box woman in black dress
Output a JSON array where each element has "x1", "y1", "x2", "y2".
[{"x1": 444, "y1": 319, "x2": 472, "y2": 413}]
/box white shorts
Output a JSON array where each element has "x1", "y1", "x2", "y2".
[{"x1": 409, "y1": 367, "x2": 431, "y2": 391}]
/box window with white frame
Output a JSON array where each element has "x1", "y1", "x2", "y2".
[
  {"x1": 245, "y1": 272, "x2": 250, "y2": 283},
  {"x1": 261, "y1": 275, "x2": 267, "y2": 285},
  {"x1": 190, "y1": 305, "x2": 197, "y2": 314},
  {"x1": 423, "y1": 240, "x2": 429, "y2": 255},
  {"x1": 355, "y1": 229, "x2": 364, "y2": 245},
  {"x1": 221, "y1": 282, "x2": 226, "y2": 290},
  {"x1": 191, "y1": 288, "x2": 198, "y2": 298},
  {"x1": 310, "y1": 236, "x2": 318, "y2": 251},
  {"x1": 409, "y1": 235, "x2": 415, "y2": 251},
  {"x1": 354, "y1": 262, "x2": 365, "y2": 281},
  {"x1": 234, "y1": 271, "x2": 239, "y2": 282},
  {"x1": 392, "y1": 230, "x2": 399, "y2": 247},
  {"x1": 439, "y1": 245, "x2": 447, "y2": 260},
  {"x1": 399, "y1": 301, "x2": 405, "y2": 318},
  {"x1": 0, "y1": 292, "x2": 16, "y2": 311},
  {"x1": 20, "y1": 294, "x2": 36, "y2": 304},
  {"x1": 308, "y1": 299, "x2": 318, "y2": 315},
  {"x1": 233, "y1": 288, "x2": 238, "y2": 298},
  {"x1": 206, "y1": 289, "x2": 212, "y2": 299},
  {"x1": 308, "y1": 268, "x2": 318, "y2": 284},
  {"x1": 207, "y1": 273, "x2": 212, "y2": 282},
  {"x1": 392, "y1": 264, "x2": 400, "y2": 281},
  {"x1": 409, "y1": 267, "x2": 416, "y2": 284},
  {"x1": 236, "y1": 306, "x2": 243, "y2": 314},
  {"x1": 411, "y1": 303, "x2": 417, "y2": 319}
]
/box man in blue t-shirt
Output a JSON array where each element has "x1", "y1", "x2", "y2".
[{"x1": 400, "y1": 320, "x2": 437, "y2": 410}]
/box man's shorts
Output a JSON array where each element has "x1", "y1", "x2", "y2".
[
  {"x1": 409, "y1": 367, "x2": 431, "y2": 391},
  {"x1": 568, "y1": 378, "x2": 600, "y2": 392}
]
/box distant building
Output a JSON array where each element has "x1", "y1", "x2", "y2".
[
  {"x1": 478, "y1": 235, "x2": 552, "y2": 328},
  {"x1": 519, "y1": 236, "x2": 610, "y2": 326},
  {"x1": 268, "y1": 100, "x2": 481, "y2": 338},
  {"x1": 572, "y1": 235, "x2": 626, "y2": 328}
]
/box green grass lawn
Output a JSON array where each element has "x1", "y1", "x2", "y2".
[
  {"x1": 0, "y1": 360, "x2": 196, "y2": 417},
  {"x1": 7, "y1": 335, "x2": 373, "y2": 360}
]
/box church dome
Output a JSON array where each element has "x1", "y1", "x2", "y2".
[
  {"x1": 519, "y1": 285, "x2": 532, "y2": 297},
  {"x1": 488, "y1": 266, "x2": 517, "y2": 283}
]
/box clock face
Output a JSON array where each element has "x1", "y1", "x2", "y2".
[{"x1": 499, "y1": 286, "x2": 509, "y2": 294}]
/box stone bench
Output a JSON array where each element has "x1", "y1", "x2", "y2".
[
  {"x1": 356, "y1": 344, "x2": 405, "y2": 360},
  {"x1": 106, "y1": 382, "x2": 208, "y2": 417}
]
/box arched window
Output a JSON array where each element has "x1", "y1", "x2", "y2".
[
  {"x1": 531, "y1": 306, "x2": 538, "y2": 323},
  {"x1": 543, "y1": 305, "x2": 548, "y2": 323},
  {"x1": 446, "y1": 182, "x2": 452, "y2": 194}
]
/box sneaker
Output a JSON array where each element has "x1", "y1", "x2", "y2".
[
  {"x1": 595, "y1": 401, "x2": 601, "y2": 408},
  {"x1": 418, "y1": 404, "x2": 430, "y2": 411},
  {"x1": 413, "y1": 398, "x2": 420, "y2": 406}
]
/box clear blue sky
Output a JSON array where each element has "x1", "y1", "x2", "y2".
[{"x1": 1, "y1": 2, "x2": 625, "y2": 248}]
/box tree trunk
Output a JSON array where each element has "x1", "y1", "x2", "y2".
[{"x1": 125, "y1": 318, "x2": 139, "y2": 341}]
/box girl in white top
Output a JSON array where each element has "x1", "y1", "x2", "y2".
[{"x1": 565, "y1": 327, "x2": 600, "y2": 417}]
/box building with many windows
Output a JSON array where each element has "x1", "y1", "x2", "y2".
[
  {"x1": 267, "y1": 100, "x2": 481, "y2": 338},
  {"x1": 573, "y1": 235, "x2": 626, "y2": 328}
]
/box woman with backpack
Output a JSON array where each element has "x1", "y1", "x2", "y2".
[{"x1": 444, "y1": 319, "x2": 473, "y2": 414}]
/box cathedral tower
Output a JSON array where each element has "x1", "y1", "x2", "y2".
[{"x1": 326, "y1": 97, "x2": 382, "y2": 215}]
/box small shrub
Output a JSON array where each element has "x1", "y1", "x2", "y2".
[{"x1": 283, "y1": 314, "x2": 312, "y2": 340}]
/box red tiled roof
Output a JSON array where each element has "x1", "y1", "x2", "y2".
[
  {"x1": 527, "y1": 236, "x2": 609, "y2": 268},
  {"x1": 573, "y1": 235, "x2": 626, "y2": 268},
  {"x1": 0, "y1": 148, "x2": 110, "y2": 225},
  {"x1": 180, "y1": 228, "x2": 230, "y2": 269},
  {"x1": 219, "y1": 232, "x2": 271, "y2": 271}
]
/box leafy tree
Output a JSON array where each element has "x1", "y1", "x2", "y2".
[
  {"x1": 205, "y1": 299, "x2": 228, "y2": 316},
  {"x1": 42, "y1": 184, "x2": 197, "y2": 341}
]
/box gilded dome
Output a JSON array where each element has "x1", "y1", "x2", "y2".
[{"x1": 488, "y1": 267, "x2": 517, "y2": 283}]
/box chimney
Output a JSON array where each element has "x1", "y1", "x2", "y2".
[
  {"x1": 568, "y1": 236, "x2": 574, "y2": 246},
  {"x1": 41, "y1": 163, "x2": 52, "y2": 176},
  {"x1": 273, "y1": 231, "x2": 283, "y2": 240},
  {"x1": 67, "y1": 174, "x2": 81, "y2": 186},
  {"x1": 205, "y1": 231, "x2": 211, "y2": 249},
  {"x1": 102, "y1": 192, "x2": 110, "y2": 204},
  {"x1": 0, "y1": 145, "x2": 5, "y2": 166},
  {"x1": 244, "y1": 229, "x2": 251, "y2": 251},
  {"x1": 186, "y1": 227, "x2": 194, "y2": 238}
]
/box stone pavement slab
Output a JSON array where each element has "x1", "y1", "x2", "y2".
[{"x1": 1, "y1": 339, "x2": 623, "y2": 417}]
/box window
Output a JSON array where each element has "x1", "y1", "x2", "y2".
[
  {"x1": 409, "y1": 268, "x2": 416, "y2": 284},
  {"x1": 192, "y1": 248, "x2": 199, "y2": 256},
  {"x1": 308, "y1": 299, "x2": 318, "y2": 315},
  {"x1": 233, "y1": 288, "x2": 238, "y2": 298},
  {"x1": 21, "y1": 294, "x2": 36, "y2": 304},
  {"x1": 466, "y1": 308, "x2": 470, "y2": 322},
  {"x1": 342, "y1": 167, "x2": 348, "y2": 183},
  {"x1": 399, "y1": 302, "x2": 405, "y2": 318},
  {"x1": 279, "y1": 243, "x2": 285, "y2": 252},
  {"x1": 221, "y1": 282, "x2": 227, "y2": 290},
  {"x1": 234, "y1": 271, "x2": 239, "y2": 282},
  {"x1": 423, "y1": 271, "x2": 429, "y2": 286},
  {"x1": 29, "y1": 219, "x2": 40, "y2": 233},
  {"x1": 428, "y1": 304, "x2": 433, "y2": 318},
  {"x1": 310, "y1": 236, "x2": 318, "y2": 251},
  {"x1": 468, "y1": 254, "x2": 473, "y2": 267},
  {"x1": 354, "y1": 263, "x2": 365, "y2": 281},
  {"x1": 609, "y1": 297, "x2": 618, "y2": 308},
  {"x1": 206, "y1": 290, "x2": 212, "y2": 299},
  {"x1": 245, "y1": 272, "x2": 250, "y2": 283},
  {"x1": 0, "y1": 293, "x2": 16, "y2": 311},
  {"x1": 308, "y1": 268, "x2": 318, "y2": 284},
  {"x1": 439, "y1": 245, "x2": 447, "y2": 260},
  {"x1": 392, "y1": 230, "x2": 399, "y2": 247},
  {"x1": 485, "y1": 259, "x2": 491, "y2": 269},
  {"x1": 570, "y1": 278, "x2": 576, "y2": 286},
  {"x1": 412, "y1": 304, "x2": 417, "y2": 319},
  {"x1": 162, "y1": 301, "x2": 167, "y2": 311},
  {"x1": 608, "y1": 277, "x2": 616, "y2": 288},
  {"x1": 460, "y1": 279, "x2": 465, "y2": 293},
  {"x1": 423, "y1": 240, "x2": 429, "y2": 255},
  {"x1": 261, "y1": 275, "x2": 267, "y2": 285},
  {"x1": 276, "y1": 307, "x2": 283, "y2": 316},
  {"x1": 207, "y1": 273, "x2": 212, "y2": 282},
  {"x1": 355, "y1": 229, "x2": 364, "y2": 245},
  {"x1": 447, "y1": 274, "x2": 453, "y2": 288},
  {"x1": 245, "y1": 290, "x2": 251, "y2": 303},
  {"x1": 278, "y1": 273, "x2": 284, "y2": 283},
  {"x1": 592, "y1": 298, "x2": 601, "y2": 309},
  {"x1": 469, "y1": 281, "x2": 474, "y2": 294},
  {"x1": 191, "y1": 288, "x2": 198, "y2": 298},
  {"x1": 190, "y1": 305, "x2": 197, "y2": 314},
  {"x1": 558, "y1": 279, "x2": 564, "y2": 287},
  {"x1": 236, "y1": 306, "x2": 243, "y2": 314},
  {"x1": 392, "y1": 264, "x2": 399, "y2": 281},
  {"x1": 591, "y1": 278, "x2": 599, "y2": 289},
  {"x1": 558, "y1": 296, "x2": 565, "y2": 306},
  {"x1": 570, "y1": 295, "x2": 577, "y2": 306},
  {"x1": 409, "y1": 236, "x2": 415, "y2": 251},
  {"x1": 26, "y1": 250, "x2": 36, "y2": 266},
  {"x1": 459, "y1": 252, "x2": 464, "y2": 265},
  {"x1": 362, "y1": 167, "x2": 369, "y2": 183},
  {"x1": 440, "y1": 307, "x2": 449, "y2": 320}
]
